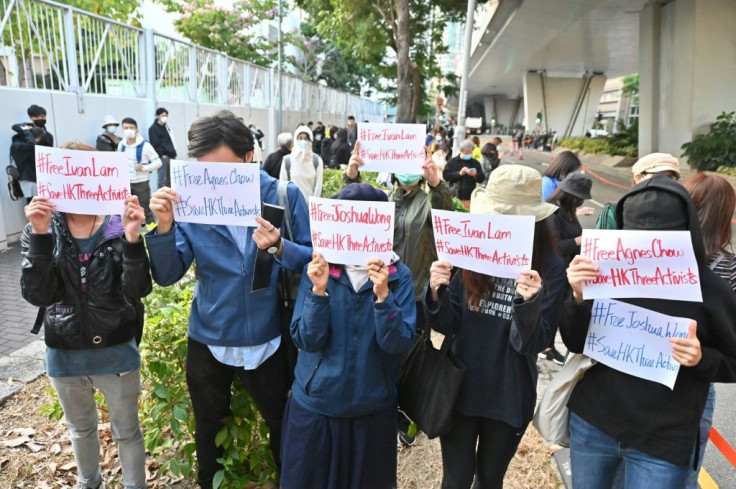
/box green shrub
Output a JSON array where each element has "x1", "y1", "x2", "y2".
[
  {"x1": 682, "y1": 111, "x2": 736, "y2": 172},
  {"x1": 557, "y1": 136, "x2": 636, "y2": 158},
  {"x1": 321, "y1": 168, "x2": 384, "y2": 198}
]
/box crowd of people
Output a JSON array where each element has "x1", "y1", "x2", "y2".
[{"x1": 10, "y1": 106, "x2": 736, "y2": 489}]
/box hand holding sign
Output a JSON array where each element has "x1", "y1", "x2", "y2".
[
  {"x1": 149, "y1": 187, "x2": 180, "y2": 234},
  {"x1": 346, "y1": 141, "x2": 364, "y2": 179},
  {"x1": 123, "y1": 196, "x2": 146, "y2": 243},
  {"x1": 357, "y1": 123, "x2": 426, "y2": 173},
  {"x1": 307, "y1": 251, "x2": 329, "y2": 296},
  {"x1": 367, "y1": 258, "x2": 390, "y2": 303},
  {"x1": 670, "y1": 321, "x2": 702, "y2": 367},
  {"x1": 515, "y1": 269, "x2": 542, "y2": 302},
  {"x1": 24, "y1": 196, "x2": 56, "y2": 234},
  {"x1": 429, "y1": 259, "x2": 453, "y2": 301},
  {"x1": 567, "y1": 255, "x2": 601, "y2": 302}
]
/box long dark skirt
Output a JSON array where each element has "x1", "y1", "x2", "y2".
[{"x1": 280, "y1": 397, "x2": 397, "y2": 489}]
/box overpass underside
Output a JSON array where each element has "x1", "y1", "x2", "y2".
[{"x1": 466, "y1": 0, "x2": 736, "y2": 158}]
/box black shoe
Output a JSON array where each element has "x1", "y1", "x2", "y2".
[{"x1": 538, "y1": 347, "x2": 566, "y2": 366}]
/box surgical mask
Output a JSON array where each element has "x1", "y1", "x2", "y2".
[
  {"x1": 461, "y1": 153, "x2": 472, "y2": 161},
  {"x1": 395, "y1": 173, "x2": 422, "y2": 186},
  {"x1": 33, "y1": 119, "x2": 46, "y2": 127},
  {"x1": 435, "y1": 137, "x2": 442, "y2": 143},
  {"x1": 297, "y1": 140, "x2": 310, "y2": 151},
  {"x1": 432, "y1": 152, "x2": 447, "y2": 165},
  {"x1": 106, "y1": 126, "x2": 118, "y2": 134},
  {"x1": 123, "y1": 129, "x2": 136, "y2": 139},
  {"x1": 160, "y1": 116, "x2": 168, "y2": 124}
]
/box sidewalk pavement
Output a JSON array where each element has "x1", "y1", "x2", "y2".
[{"x1": 0, "y1": 244, "x2": 44, "y2": 357}]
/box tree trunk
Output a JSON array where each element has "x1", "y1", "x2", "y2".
[
  {"x1": 394, "y1": 0, "x2": 412, "y2": 123},
  {"x1": 409, "y1": 62, "x2": 421, "y2": 123}
]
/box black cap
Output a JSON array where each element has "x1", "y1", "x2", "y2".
[
  {"x1": 622, "y1": 188, "x2": 688, "y2": 230},
  {"x1": 332, "y1": 183, "x2": 388, "y2": 202},
  {"x1": 558, "y1": 172, "x2": 593, "y2": 200}
]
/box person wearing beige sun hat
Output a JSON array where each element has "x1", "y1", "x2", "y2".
[
  {"x1": 631, "y1": 152, "x2": 681, "y2": 184},
  {"x1": 425, "y1": 164, "x2": 567, "y2": 489}
]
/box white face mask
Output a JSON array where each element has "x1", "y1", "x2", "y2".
[
  {"x1": 160, "y1": 116, "x2": 168, "y2": 124},
  {"x1": 106, "y1": 125, "x2": 118, "y2": 134},
  {"x1": 123, "y1": 129, "x2": 136, "y2": 139},
  {"x1": 297, "y1": 140, "x2": 310, "y2": 151}
]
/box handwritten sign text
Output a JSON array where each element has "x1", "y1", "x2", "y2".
[
  {"x1": 585, "y1": 299, "x2": 689, "y2": 389},
  {"x1": 357, "y1": 123, "x2": 425, "y2": 173},
  {"x1": 309, "y1": 196, "x2": 395, "y2": 266},
  {"x1": 581, "y1": 230, "x2": 701, "y2": 302},
  {"x1": 431, "y1": 209, "x2": 534, "y2": 279},
  {"x1": 35, "y1": 146, "x2": 130, "y2": 215},
  {"x1": 171, "y1": 160, "x2": 261, "y2": 226}
]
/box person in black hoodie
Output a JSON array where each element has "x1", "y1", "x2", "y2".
[
  {"x1": 148, "y1": 108, "x2": 177, "y2": 188},
  {"x1": 10, "y1": 127, "x2": 47, "y2": 204},
  {"x1": 425, "y1": 165, "x2": 566, "y2": 489},
  {"x1": 443, "y1": 139, "x2": 485, "y2": 208},
  {"x1": 12, "y1": 104, "x2": 54, "y2": 147},
  {"x1": 562, "y1": 173, "x2": 736, "y2": 489}
]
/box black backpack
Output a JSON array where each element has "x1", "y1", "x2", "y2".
[{"x1": 6, "y1": 154, "x2": 24, "y2": 201}]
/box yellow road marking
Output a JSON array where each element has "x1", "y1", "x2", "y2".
[{"x1": 698, "y1": 467, "x2": 719, "y2": 489}]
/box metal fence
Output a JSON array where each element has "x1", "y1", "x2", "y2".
[{"x1": 0, "y1": 0, "x2": 383, "y2": 116}]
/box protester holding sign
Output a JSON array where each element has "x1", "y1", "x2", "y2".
[
  {"x1": 21, "y1": 142, "x2": 151, "y2": 489},
  {"x1": 424, "y1": 165, "x2": 566, "y2": 489},
  {"x1": 344, "y1": 142, "x2": 454, "y2": 445},
  {"x1": 145, "y1": 111, "x2": 312, "y2": 489},
  {"x1": 561, "y1": 173, "x2": 736, "y2": 489},
  {"x1": 280, "y1": 183, "x2": 416, "y2": 489},
  {"x1": 539, "y1": 171, "x2": 593, "y2": 365}
]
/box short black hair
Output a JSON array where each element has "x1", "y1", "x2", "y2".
[
  {"x1": 121, "y1": 117, "x2": 138, "y2": 128},
  {"x1": 27, "y1": 105, "x2": 46, "y2": 118},
  {"x1": 155, "y1": 107, "x2": 169, "y2": 116},
  {"x1": 307, "y1": 121, "x2": 313, "y2": 125},
  {"x1": 347, "y1": 115, "x2": 355, "y2": 121},
  {"x1": 188, "y1": 110, "x2": 254, "y2": 159}
]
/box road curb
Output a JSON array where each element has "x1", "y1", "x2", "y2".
[{"x1": 0, "y1": 340, "x2": 46, "y2": 406}]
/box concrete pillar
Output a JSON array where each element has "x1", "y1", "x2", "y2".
[
  {"x1": 483, "y1": 95, "x2": 521, "y2": 131},
  {"x1": 646, "y1": 0, "x2": 736, "y2": 160},
  {"x1": 523, "y1": 72, "x2": 606, "y2": 136}
]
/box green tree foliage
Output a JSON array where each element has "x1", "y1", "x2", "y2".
[
  {"x1": 58, "y1": 0, "x2": 141, "y2": 23},
  {"x1": 295, "y1": 0, "x2": 465, "y2": 122},
  {"x1": 158, "y1": 0, "x2": 278, "y2": 67},
  {"x1": 287, "y1": 23, "x2": 379, "y2": 95},
  {"x1": 681, "y1": 111, "x2": 736, "y2": 172}
]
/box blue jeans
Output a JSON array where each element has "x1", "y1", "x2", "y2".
[
  {"x1": 50, "y1": 370, "x2": 146, "y2": 489},
  {"x1": 569, "y1": 412, "x2": 692, "y2": 489}
]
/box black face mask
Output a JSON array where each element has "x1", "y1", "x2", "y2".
[{"x1": 33, "y1": 119, "x2": 47, "y2": 128}]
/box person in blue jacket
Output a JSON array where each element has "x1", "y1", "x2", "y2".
[
  {"x1": 280, "y1": 183, "x2": 416, "y2": 489},
  {"x1": 145, "y1": 111, "x2": 312, "y2": 489}
]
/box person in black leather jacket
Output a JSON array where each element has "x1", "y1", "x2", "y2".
[{"x1": 20, "y1": 141, "x2": 152, "y2": 489}]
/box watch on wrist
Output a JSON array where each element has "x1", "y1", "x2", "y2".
[{"x1": 267, "y1": 236, "x2": 282, "y2": 255}]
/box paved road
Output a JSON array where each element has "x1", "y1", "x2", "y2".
[
  {"x1": 0, "y1": 244, "x2": 43, "y2": 357},
  {"x1": 507, "y1": 149, "x2": 736, "y2": 488}
]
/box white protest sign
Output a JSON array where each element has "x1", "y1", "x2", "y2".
[
  {"x1": 308, "y1": 196, "x2": 395, "y2": 266},
  {"x1": 35, "y1": 146, "x2": 130, "y2": 215},
  {"x1": 170, "y1": 160, "x2": 261, "y2": 226},
  {"x1": 357, "y1": 123, "x2": 426, "y2": 173},
  {"x1": 431, "y1": 209, "x2": 535, "y2": 279},
  {"x1": 585, "y1": 299, "x2": 690, "y2": 389},
  {"x1": 581, "y1": 230, "x2": 701, "y2": 302}
]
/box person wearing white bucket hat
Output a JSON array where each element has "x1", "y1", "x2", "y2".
[
  {"x1": 96, "y1": 115, "x2": 120, "y2": 152},
  {"x1": 425, "y1": 165, "x2": 567, "y2": 489}
]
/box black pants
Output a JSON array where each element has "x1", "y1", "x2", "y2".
[
  {"x1": 440, "y1": 413, "x2": 527, "y2": 489},
  {"x1": 158, "y1": 156, "x2": 171, "y2": 189},
  {"x1": 186, "y1": 338, "x2": 291, "y2": 489},
  {"x1": 130, "y1": 181, "x2": 153, "y2": 224}
]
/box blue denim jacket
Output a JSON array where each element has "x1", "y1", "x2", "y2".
[
  {"x1": 290, "y1": 261, "x2": 416, "y2": 417},
  {"x1": 146, "y1": 171, "x2": 312, "y2": 347}
]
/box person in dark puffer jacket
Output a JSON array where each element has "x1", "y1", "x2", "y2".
[
  {"x1": 280, "y1": 183, "x2": 416, "y2": 489},
  {"x1": 21, "y1": 142, "x2": 152, "y2": 489}
]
